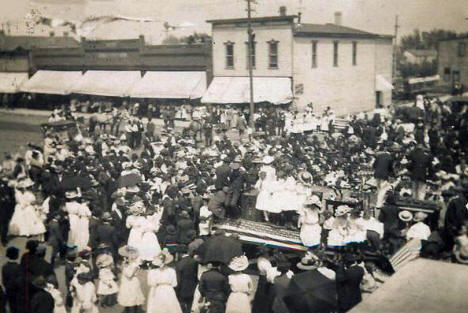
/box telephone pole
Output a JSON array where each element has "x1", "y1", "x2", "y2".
[
  {"x1": 247, "y1": 0, "x2": 255, "y2": 127},
  {"x1": 392, "y1": 15, "x2": 400, "y2": 81}
]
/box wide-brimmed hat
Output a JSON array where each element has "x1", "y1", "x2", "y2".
[
  {"x1": 65, "y1": 189, "x2": 82, "y2": 199},
  {"x1": 118, "y1": 245, "x2": 139, "y2": 258},
  {"x1": 228, "y1": 255, "x2": 249, "y2": 272},
  {"x1": 297, "y1": 253, "x2": 322, "y2": 270},
  {"x1": 230, "y1": 162, "x2": 240, "y2": 170},
  {"x1": 413, "y1": 211, "x2": 428, "y2": 222},
  {"x1": 16, "y1": 178, "x2": 34, "y2": 189},
  {"x1": 454, "y1": 247, "x2": 468, "y2": 264},
  {"x1": 262, "y1": 156, "x2": 274, "y2": 164},
  {"x1": 399, "y1": 210, "x2": 413, "y2": 222},
  {"x1": 152, "y1": 248, "x2": 174, "y2": 267},
  {"x1": 298, "y1": 171, "x2": 313, "y2": 185},
  {"x1": 96, "y1": 253, "x2": 114, "y2": 268},
  {"x1": 335, "y1": 205, "x2": 352, "y2": 217},
  {"x1": 101, "y1": 212, "x2": 112, "y2": 221},
  {"x1": 304, "y1": 195, "x2": 322, "y2": 208}
]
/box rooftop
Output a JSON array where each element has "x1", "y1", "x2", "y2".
[
  {"x1": 295, "y1": 23, "x2": 392, "y2": 39},
  {"x1": 207, "y1": 15, "x2": 298, "y2": 25},
  {"x1": 405, "y1": 49, "x2": 437, "y2": 57},
  {"x1": 0, "y1": 31, "x2": 80, "y2": 51}
]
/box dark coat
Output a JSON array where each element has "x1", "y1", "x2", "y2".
[
  {"x1": 336, "y1": 265, "x2": 364, "y2": 312},
  {"x1": 373, "y1": 152, "x2": 394, "y2": 180},
  {"x1": 444, "y1": 194, "x2": 468, "y2": 238},
  {"x1": 198, "y1": 268, "x2": 230, "y2": 302},
  {"x1": 95, "y1": 222, "x2": 119, "y2": 247},
  {"x1": 47, "y1": 218, "x2": 64, "y2": 247},
  {"x1": 215, "y1": 164, "x2": 231, "y2": 190},
  {"x1": 30, "y1": 287, "x2": 55, "y2": 313},
  {"x1": 29, "y1": 258, "x2": 55, "y2": 281},
  {"x1": 176, "y1": 217, "x2": 195, "y2": 244},
  {"x1": 378, "y1": 204, "x2": 404, "y2": 237},
  {"x1": 270, "y1": 274, "x2": 291, "y2": 313},
  {"x1": 207, "y1": 190, "x2": 227, "y2": 219},
  {"x1": 2, "y1": 261, "x2": 23, "y2": 292},
  {"x1": 175, "y1": 255, "x2": 199, "y2": 298},
  {"x1": 408, "y1": 147, "x2": 432, "y2": 182}
]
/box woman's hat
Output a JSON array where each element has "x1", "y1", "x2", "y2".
[
  {"x1": 304, "y1": 195, "x2": 322, "y2": 208},
  {"x1": 413, "y1": 211, "x2": 428, "y2": 222},
  {"x1": 96, "y1": 253, "x2": 114, "y2": 268},
  {"x1": 262, "y1": 155, "x2": 274, "y2": 164},
  {"x1": 335, "y1": 205, "x2": 352, "y2": 217},
  {"x1": 16, "y1": 178, "x2": 34, "y2": 189},
  {"x1": 65, "y1": 189, "x2": 82, "y2": 199},
  {"x1": 118, "y1": 245, "x2": 139, "y2": 258},
  {"x1": 399, "y1": 210, "x2": 413, "y2": 222},
  {"x1": 228, "y1": 255, "x2": 249, "y2": 272},
  {"x1": 152, "y1": 248, "x2": 174, "y2": 267},
  {"x1": 101, "y1": 212, "x2": 112, "y2": 221},
  {"x1": 298, "y1": 171, "x2": 313, "y2": 185},
  {"x1": 297, "y1": 252, "x2": 322, "y2": 270}
]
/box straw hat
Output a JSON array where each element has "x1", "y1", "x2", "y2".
[
  {"x1": 335, "y1": 205, "x2": 352, "y2": 217},
  {"x1": 298, "y1": 171, "x2": 313, "y2": 185},
  {"x1": 398, "y1": 210, "x2": 413, "y2": 222},
  {"x1": 262, "y1": 155, "x2": 274, "y2": 165},
  {"x1": 65, "y1": 189, "x2": 82, "y2": 199},
  {"x1": 228, "y1": 255, "x2": 249, "y2": 272},
  {"x1": 304, "y1": 195, "x2": 322, "y2": 208},
  {"x1": 152, "y1": 248, "x2": 174, "y2": 267},
  {"x1": 413, "y1": 212, "x2": 428, "y2": 222},
  {"x1": 297, "y1": 253, "x2": 322, "y2": 271},
  {"x1": 16, "y1": 178, "x2": 34, "y2": 189},
  {"x1": 118, "y1": 245, "x2": 139, "y2": 259},
  {"x1": 96, "y1": 253, "x2": 114, "y2": 268}
]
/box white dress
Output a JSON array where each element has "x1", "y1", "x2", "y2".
[
  {"x1": 225, "y1": 273, "x2": 253, "y2": 313},
  {"x1": 255, "y1": 165, "x2": 280, "y2": 213},
  {"x1": 117, "y1": 260, "x2": 145, "y2": 307},
  {"x1": 45, "y1": 285, "x2": 67, "y2": 313},
  {"x1": 147, "y1": 267, "x2": 182, "y2": 313},
  {"x1": 127, "y1": 214, "x2": 162, "y2": 261},
  {"x1": 97, "y1": 267, "x2": 119, "y2": 295},
  {"x1": 8, "y1": 190, "x2": 46, "y2": 236},
  {"x1": 66, "y1": 202, "x2": 91, "y2": 251},
  {"x1": 71, "y1": 281, "x2": 98, "y2": 313},
  {"x1": 298, "y1": 208, "x2": 322, "y2": 246}
]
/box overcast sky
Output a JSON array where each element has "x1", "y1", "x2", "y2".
[{"x1": 1, "y1": 0, "x2": 467, "y2": 44}]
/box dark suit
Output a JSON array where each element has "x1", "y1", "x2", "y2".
[
  {"x1": 444, "y1": 194, "x2": 468, "y2": 249},
  {"x1": 2, "y1": 261, "x2": 23, "y2": 313},
  {"x1": 0, "y1": 182, "x2": 15, "y2": 245},
  {"x1": 270, "y1": 274, "x2": 291, "y2": 313},
  {"x1": 215, "y1": 163, "x2": 231, "y2": 190},
  {"x1": 207, "y1": 190, "x2": 227, "y2": 219},
  {"x1": 175, "y1": 255, "x2": 199, "y2": 313},
  {"x1": 408, "y1": 148, "x2": 432, "y2": 182},
  {"x1": 95, "y1": 221, "x2": 119, "y2": 261},
  {"x1": 199, "y1": 268, "x2": 230, "y2": 313},
  {"x1": 336, "y1": 265, "x2": 364, "y2": 313},
  {"x1": 47, "y1": 218, "x2": 64, "y2": 266},
  {"x1": 176, "y1": 218, "x2": 194, "y2": 245},
  {"x1": 29, "y1": 257, "x2": 55, "y2": 281},
  {"x1": 30, "y1": 287, "x2": 54, "y2": 313},
  {"x1": 373, "y1": 152, "x2": 394, "y2": 180}
]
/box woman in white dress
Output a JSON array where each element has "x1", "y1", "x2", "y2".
[
  {"x1": 126, "y1": 209, "x2": 162, "y2": 262},
  {"x1": 147, "y1": 249, "x2": 182, "y2": 313},
  {"x1": 225, "y1": 255, "x2": 253, "y2": 313},
  {"x1": 65, "y1": 190, "x2": 91, "y2": 251},
  {"x1": 45, "y1": 279, "x2": 67, "y2": 313},
  {"x1": 71, "y1": 272, "x2": 99, "y2": 313},
  {"x1": 8, "y1": 178, "x2": 46, "y2": 237},
  {"x1": 298, "y1": 196, "x2": 323, "y2": 247},
  {"x1": 117, "y1": 246, "x2": 145, "y2": 313},
  {"x1": 255, "y1": 156, "x2": 278, "y2": 222}
]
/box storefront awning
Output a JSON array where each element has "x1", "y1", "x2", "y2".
[
  {"x1": 0, "y1": 72, "x2": 29, "y2": 93},
  {"x1": 19, "y1": 70, "x2": 83, "y2": 95},
  {"x1": 376, "y1": 75, "x2": 394, "y2": 91},
  {"x1": 201, "y1": 77, "x2": 292, "y2": 105},
  {"x1": 130, "y1": 71, "x2": 206, "y2": 99},
  {"x1": 73, "y1": 71, "x2": 142, "y2": 97}
]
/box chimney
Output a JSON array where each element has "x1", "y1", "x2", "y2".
[
  {"x1": 334, "y1": 12, "x2": 342, "y2": 25},
  {"x1": 279, "y1": 6, "x2": 287, "y2": 16},
  {"x1": 49, "y1": 31, "x2": 55, "y2": 37}
]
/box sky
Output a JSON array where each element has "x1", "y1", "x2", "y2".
[{"x1": 1, "y1": 0, "x2": 467, "y2": 44}]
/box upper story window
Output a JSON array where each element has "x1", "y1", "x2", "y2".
[
  {"x1": 245, "y1": 41, "x2": 256, "y2": 69},
  {"x1": 225, "y1": 41, "x2": 234, "y2": 69},
  {"x1": 458, "y1": 42, "x2": 466, "y2": 57},
  {"x1": 352, "y1": 41, "x2": 357, "y2": 66},
  {"x1": 268, "y1": 40, "x2": 279, "y2": 69},
  {"x1": 333, "y1": 41, "x2": 339, "y2": 67},
  {"x1": 312, "y1": 41, "x2": 318, "y2": 68}
]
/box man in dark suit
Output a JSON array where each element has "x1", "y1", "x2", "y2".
[
  {"x1": 176, "y1": 211, "x2": 195, "y2": 245},
  {"x1": 225, "y1": 163, "x2": 245, "y2": 218},
  {"x1": 215, "y1": 157, "x2": 231, "y2": 191},
  {"x1": 373, "y1": 145, "x2": 394, "y2": 208},
  {"x1": 0, "y1": 178, "x2": 15, "y2": 245},
  {"x1": 336, "y1": 256, "x2": 364, "y2": 313},
  {"x1": 444, "y1": 190, "x2": 468, "y2": 250},
  {"x1": 2, "y1": 246, "x2": 23, "y2": 313},
  {"x1": 207, "y1": 188, "x2": 228, "y2": 220},
  {"x1": 47, "y1": 214, "x2": 65, "y2": 267},
  {"x1": 29, "y1": 276, "x2": 55, "y2": 313},
  {"x1": 175, "y1": 245, "x2": 199, "y2": 313},
  {"x1": 29, "y1": 245, "x2": 55, "y2": 282},
  {"x1": 94, "y1": 212, "x2": 119, "y2": 262},
  {"x1": 408, "y1": 144, "x2": 432, "y2": 200},
  {"x1": 198, "y1": 264, "x2": 230, "y2": 313}
]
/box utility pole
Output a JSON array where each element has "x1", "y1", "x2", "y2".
[
  {"x1": 392, "y1": 15, "x2": 400, "y2": 81},
  {"x1": 247, "y1": 0, "x2": 255, "y2": 127}
]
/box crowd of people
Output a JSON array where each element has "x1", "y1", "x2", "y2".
[{"x1": 0, "y1": 94, "x2": 467, "y2": 313}]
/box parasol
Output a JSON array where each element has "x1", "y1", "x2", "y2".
[
  {"x1": 198, "y1": 234, "x2": 243, "y2": 264},
  {"x1": 118, "y1": 173, "x2": 141, "y2": 188},
  {"x1": 283, "y1": 269, "x2": 338, "y2": 313},
  {"x1": 60, "y1": 176, "x2": 92, "y2": 190}
]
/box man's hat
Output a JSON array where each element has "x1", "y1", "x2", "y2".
[{"x1": 6, "y1": 246, "x2": 19, "y2": 260}]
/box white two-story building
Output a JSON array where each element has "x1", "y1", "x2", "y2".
[{"x1": 201, "y1": 13, "x2": 393, "y2": 115}]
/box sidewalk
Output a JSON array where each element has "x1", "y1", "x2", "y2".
[{"x1": 0, "y1": 108, "x2": 191, "y2": 128}]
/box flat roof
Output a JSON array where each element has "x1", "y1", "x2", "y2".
[
  {"x1": 295, "y1": 23, "x2": 392, "y2": 39},
  {"x1": 207, "y1": 15, "x2": 298, "y2": 25}
]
